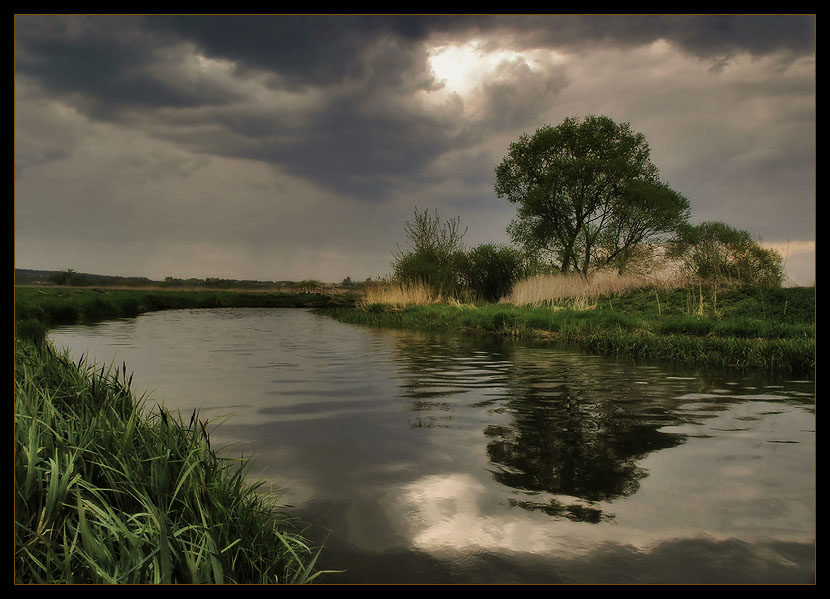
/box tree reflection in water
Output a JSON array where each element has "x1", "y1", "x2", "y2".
[
  {"x1": 485, "y1": 393, "x2": 681, "y2": 511},
  {"x1": 385, "y1": 330, "x2": 688, "y2": 521}
]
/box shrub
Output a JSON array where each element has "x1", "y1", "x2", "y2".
[
  {"x1": 669, "y1": 222, "x2": 784, "y2": 288},
  {"x1": 393, "y1": 207, "x2": 468, "y2": 297},
  {"x1": 461, "y1": 244, "x2": 525, "y2": 303}
]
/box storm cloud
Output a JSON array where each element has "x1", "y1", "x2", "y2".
[{"x1": 14, "y1": 14, "x2": 815, "y2": 284}]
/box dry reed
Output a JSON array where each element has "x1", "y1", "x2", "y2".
[
  {"x1": 358, "y1": 280, "x2": 444, "y2": 309},
  {"x1": 505, "y1": 269, "x2": 689, "y2": 308}
]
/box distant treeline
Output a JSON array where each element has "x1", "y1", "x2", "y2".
[
  {"x1": 14, "y1": 269, "x2": 364, "y2": 290},
  {"x1": 15, "y1": 268, "x2": 154, "y2": 287}
]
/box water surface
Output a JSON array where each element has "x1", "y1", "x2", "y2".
[{"x1": 50, "y1": 308, "x2": 815, "y2": 584}]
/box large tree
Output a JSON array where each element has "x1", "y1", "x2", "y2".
[{"x1": 495, "y1": 115, "x2": 690, "y2": 275}]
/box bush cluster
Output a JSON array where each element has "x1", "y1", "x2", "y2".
[
  {"x1": 392, "y1": 208, "x2": 530, "y2": 303},
  {"x1": 669, "y1": 221, "x2": 784, "y2": 288},
  {"x1": 394, "y1": 242, "x2": 528, "y2": 303}
]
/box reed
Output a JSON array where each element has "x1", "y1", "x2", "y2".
[
  {"x1": 358, "y1": 280, "x2": 445, "y2": 310},
  {"x1": 15, "y1": 338, "x2": 329, "y2": 584},
  {"x1": 505, "y1": 270, "x2": 689, "y2": 308}
]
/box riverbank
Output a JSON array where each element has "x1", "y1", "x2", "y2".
[
  {"x1": 14, "y1": 286, "x2": 358, "y2": 344},
  {"x1": 314, "y1": 285, "x2": 815, "y2": 374},
  {"x1": 14, "y1": 287, "x2": 340, "y2": 583}
]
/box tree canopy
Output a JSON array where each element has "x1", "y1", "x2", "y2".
[{"x1": 495, "y1": 115, "x2": 690, "y2": 275}]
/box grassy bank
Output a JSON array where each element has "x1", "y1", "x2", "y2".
[
  {"x1": 14, "y1": 286, "x2": 358, "y2": 344},
  {"x1": 315, "y1": 284, "x2": 815, "y2": 374},
  {"x1": 15, "y1": 286, "x2": 357, "y2": 324},
  {"x1": 14, "y1": 336, "x2": 329, "y2": 583},
  {"x1": 14, "y1": 287, "x2": 342, "y2": 583}
]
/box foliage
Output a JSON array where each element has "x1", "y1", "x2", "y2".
[
  {"x1": 460, "y1": 244, "x2": 526, "y2": 303},
  {"x1": 293, "y1": 279, "x2": 326, "y2": 289},
  {"x1": 14, "y1": 287, "x2": 358, "y2": 330},
  {"x1": 392, "y1": 207, "x2": 468, "y2": 297},
  {"x1": 495, "y1": 115, "x2": 690, "y2": 275},
  {"x1": 669, "y1": 221, "x2": 784, "y2": 288},
  {"x1": 597, "y1": 180, "x2": 691, "y2": 273},
  {"x1": 15, "y1": 269, "x2": 296, "y2": 291}
]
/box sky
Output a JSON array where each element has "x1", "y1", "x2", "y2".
[{"x1": 14, "y1": 15, "x2": 816, "y2": 286}]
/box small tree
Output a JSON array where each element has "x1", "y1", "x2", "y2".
[
  {"x1": 669, "y1": 221, "x2": 784, "y2": 288},
  {"x1": 393, "y1": 207, "x2": 467, "y2": 297}
]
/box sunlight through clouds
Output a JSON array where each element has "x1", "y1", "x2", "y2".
[{"x1": 424, "y1": 41, "x2": 566, "y2": 116}]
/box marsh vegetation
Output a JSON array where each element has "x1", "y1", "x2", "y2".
[
  {"x1": 327, "y1": 272, "x2": 814, "y2": 374},
  {"x1": 14, "y1": 290, "x2": 341, "y2": 584}
]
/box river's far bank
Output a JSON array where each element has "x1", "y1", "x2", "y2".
[
  {"x1": 13, "y1": 283, "x2": 815, "y2": 374},
  {"x1": 313, "y1": 284, "x2": 815, "y2": 374},
  {"x1": 14, "y1": 286, "x2": 359, "y2": 340}
]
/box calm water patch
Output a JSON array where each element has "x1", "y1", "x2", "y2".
[{"x1": 50, "y1": 308, "x2": 815, "y2": 584}]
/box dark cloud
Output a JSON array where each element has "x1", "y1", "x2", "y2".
[
  {"x1": 659, "y1": 14, "x2": 815, "y2": 58},
  {"x1": 489, "y1": 14, "x2": 815, "y2": 59},
  {"x1": 16, "y1": 14, "x2": 815, "y2": 113},
  {"x1": 15, "y1": 14, "x2": 814, "y2": 201},
  {"x1": 14, "y1": 15, "x2": 470, "y2": 198},
  {"x1": 151, "y1": 15, "x2": 467, "y2": 87},
  {"x1": 14, "y1": 15, "x2": 815, "y2": 285},
  {"x1": 15, "y1": 15, "x2": 240, "y2": 117}
]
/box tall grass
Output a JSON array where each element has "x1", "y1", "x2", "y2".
[
  {"x1": 505, "y1": 270, "x2": 688, "y2": 308},
  {"x1": 15, "y1": 338, "x2": 328, "y2": 584},
  {"x1": 358, "y1": 280, "x2": 446, "y2": 310}
]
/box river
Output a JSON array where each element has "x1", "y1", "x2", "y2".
[{"x1": 49, "y1": 307, "x2": 816, "y2": 584}]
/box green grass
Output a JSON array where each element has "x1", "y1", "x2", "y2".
[
  {"x1": 15, "y1": 337, "x2": 330, "y2": 584},
  {"x1": 13, "y1": 287, "x2": 344, "y2": 583},
  {"x1": 14, "y1": 286, "x2": 358, "y2": 329},
  {"x1": 315, "y1": 285, "x2": 815, "y2": 374}
]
